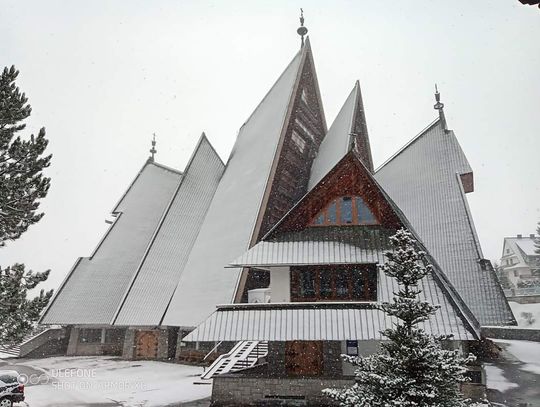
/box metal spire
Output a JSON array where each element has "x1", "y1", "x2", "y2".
[
  {"x1": 149, "y1": 133, "x2": 157, "y2": 161},
  {"x1": 297, "y1": 8, "x2": 308, "y2": 47},
  {"x1": 434, "y1": 84, "x2": 447, "y2": 131}
]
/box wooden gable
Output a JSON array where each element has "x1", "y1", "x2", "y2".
[
  {"x1": 265, "y1": 151, "x2": 403, "y2": 239},
  {"x1": 255, "y1": 38, "x2": 327, "y2": 239}
]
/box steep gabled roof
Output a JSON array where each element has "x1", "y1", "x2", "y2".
[
  {"x1": 162, "y1": 40, "x2": 323, "y2": 328},
  {"x1": 375, "y1": 119, "x2": 515, "y2": 326},
  {"x1": 309, "y1": 80, "x2": 373, "y2": 190},
  {"x1": 41, "y1": 160, "x2": 182, "y2": 325},
  {"x1": 112, "y1": 134, "x2": 225, "y2": 326},
  {"x1": 191, "y1": 150, "x2": 480, "y2": 340},
  {"x1": 502, "y1": 236, "x2": 539, "y2": 267}
]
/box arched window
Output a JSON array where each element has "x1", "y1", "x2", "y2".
[{"x1": 311, "y1": 196, "x2": 378, "y2": 226}]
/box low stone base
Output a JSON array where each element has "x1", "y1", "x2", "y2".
[{"x1": 212, "y1": 376, "x2": 352, "y2": 406}]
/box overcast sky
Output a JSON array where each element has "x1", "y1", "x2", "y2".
[{"x1": 2, "y1": 0, "x2": 539, "y2": 293}]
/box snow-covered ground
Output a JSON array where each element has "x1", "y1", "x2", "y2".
[
  {"x1": 4, "y1": 356, "x2": 211, "y2": 407},
  {"x1": 483, "y1": 339, "x2": 540, "y2": 406},
  {"x1": 484, "y1": 364, "x2": 518, "y2": 392},
  {"x1": 494, "y1": 339, "x2": 540, "y2": 375},
  {"x1": 508, "y1": 301, "x2": 540, "y2": 329}
]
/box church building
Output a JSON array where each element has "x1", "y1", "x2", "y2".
[{"x1": 40, "y1": 15, "x2": 514, "y2": 404}]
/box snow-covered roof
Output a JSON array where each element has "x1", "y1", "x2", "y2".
[
  {"x1": 41, "y1": 161, "x2": 182, "y2": 325},
  {"x1": 308, "y1": 81, "x2": 372, "y2": 189},
  {"x1": 182, "y1": 272, "x2": 478, "y2": 341},
  {"x1": 502, "y1": 236, "x2": 539, "y2": 268},
  {"x1": 161, "y1": 43, "x2": 311, "y2": 328},
  {"x1": 229, "y1": 227, "x2": 391, "y2": 268},
  {"x1": 516, "y1": 238, "x2": 538, "y2": 256},
  {"x1": 112, "y1": 135, "x2": 224, "y2": 326},
  {"x1": 375, "y1": 119, "x2": 515, "y2": 326}
]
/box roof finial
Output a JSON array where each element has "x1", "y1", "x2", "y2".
[
  {"x1": 297, "y1": 8, "x2": 308, "y2": 48},
  {"x1": 434, "y1": 84, "x2": 447, "y2": 131},
  {"x1": 149, "y1": 133, "x2": 157, "y2": 161}
]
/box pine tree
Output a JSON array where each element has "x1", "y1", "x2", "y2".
[
  {"x1": 0, "y1": 264, "x2": 52, "y2": 344},
  {"x1": 0, "y1": 66, "x2": 53, "y2": 344},
  {"x1": 1, "y1": 66, "x2": 51, "y2": 244},
  {"x1": 324, "y1": 229, "x2": 478, "y2": 407}
]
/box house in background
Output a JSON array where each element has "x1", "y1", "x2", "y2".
[
  {"x1": 37, "y1": 16, "x2": 514, "y2": 375},
  {"x1": 499, "y1": 234, "x2": 540, "y2": 296}
]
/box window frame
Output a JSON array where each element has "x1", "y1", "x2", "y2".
[
  {"x1": 310, "y1": 196, "x2": 379, "y2": 227},
  {"x1": 291, "y1": 265, "x2": 377, "y2": 302},
  {"x1": 78, "y1": 328, "x2": 102, "y2": 344}
]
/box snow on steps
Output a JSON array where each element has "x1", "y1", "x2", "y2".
[
  {"x1": 201, "y1": 340, "x2": 268, "y2": 380},
  {"x1": 0, "y1": 325, "x2": 53, "y2": 358}
]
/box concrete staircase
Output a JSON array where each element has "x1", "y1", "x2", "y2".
[
  {"x1": 0, "y1": 326, "x2": 63, "y2": 358},
  {"x1": 201, "y1": 340, "x2": 268, "y2": 380}
]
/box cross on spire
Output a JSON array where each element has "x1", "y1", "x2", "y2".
[
  {"x1": 434, "y1": 84, "x2": 447, "y2": 131},
  {"x1": 149, "y1": 133, "x2": 157, "y2": 161},
  {"x1": 297, "y1": 8, "x2": 308, "y2": 47}
]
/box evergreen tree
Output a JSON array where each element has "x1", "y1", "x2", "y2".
[
  {"x1": 1, "y1": 66, "x2": 51, "y2": 244},
  {"x1": 0, "y1": 66, "x2": 53, "y2": 344},
  {"x1": 324, "y1": 229, "x2": 478, "y2": 407},
  {"x1": 0, "y1": 264, "x2": 52, "y2": 344}
]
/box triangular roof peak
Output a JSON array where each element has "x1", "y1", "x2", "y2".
[
  {"x1": 162, "y1": 38, "x2": 327, "y2": 326},
  {"x1": 237, "y1": 149, "x2": 480, "y2": 337},
  {"x1": 266, "y1": 150, "x2": 402, "y2": 239},
  {"x1": 308, "y1": 80, "x2": 373, "y2": 190}
]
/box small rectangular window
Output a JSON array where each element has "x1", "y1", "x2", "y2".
[
  {"x1": 291, "y1": 131, "x2": 306, "y2": 153},
  {"x1": 79, "y1": 328, "x2": 102, "y2": 344},
  {"x1": 104, "y1": 329, "x2": 125, "y2": 344},
  {"x1": 300, "y1": 270, "x2": 316, "y2": 297},
  {"x1": 352, "y1": 269, "x2": 365, "y2": 298},
  {"x1": 301, "y1": 88, "x2": 308, "y2": 105},
  {"x1": 356, "y1": 198, "x2": 376, "y2": 223},
  {"x1": 313, "y1": 213, "x2": 324, "y2": 225},
  {"x1": 327, "y1": 201, "x2": 337, "y2": 224},
  {"x1": 341, "y1": 197, "x2": 353, "y2": 224},
  {"x1": 320, "y1": 271, "x2": 332, "y2": 299},
  {"x1": 336, "y1": 271, "x2": 349, "y2": 298}
]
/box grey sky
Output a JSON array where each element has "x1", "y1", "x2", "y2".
[{"x1": 1, "y1": 0, "x2": 539, "y2": 293}]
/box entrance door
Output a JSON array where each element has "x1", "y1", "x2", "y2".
[
  {"x1": 285, "y1": 341, "x2": 323, "y2": 376},
  {"x1": 135, "y1": 330, "x2": 158, "y2": 359}
]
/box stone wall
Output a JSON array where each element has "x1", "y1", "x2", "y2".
[
  {"x1": 21, "y1": 327, "x2": 69, "y2": 359},
  {"x1": 67, "y1": 327, "x2": 125, "y2": 357},
  {"x1": 212, "y1": 375, "x2": 352, "y2": 406},
  {"x1": 482, "y1": 327, "x2": 540, "y2": 342}
]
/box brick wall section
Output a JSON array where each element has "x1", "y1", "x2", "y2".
[{"x1": 212, "y1": 376, "x2": 352, "y2": 406}]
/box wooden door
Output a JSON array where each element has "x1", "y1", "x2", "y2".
[
  {"x1": 285, "y1": 341, "x2": 323, "y2": 376},
  {"x1": 135, "y1": 330, "x2": 158, "y2": 359}
]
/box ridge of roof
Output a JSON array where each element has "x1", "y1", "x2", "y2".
[
  {"x1": 39, "y1": 257, "x2": 84, "y2": 323},
  {"x1": 111, "y1": 134, "x2": 224, "y2": 325},
  {"x1": 232, "y1": 37, "x2": 327, "y2": 301},
  {"x1": 375, "y1": 117, "x2": 440, "y2": 173},
  {"x1": 161, "y1": 43, "x2": 319, "y2": 327},
  {"x1": 233, "y1": 50, "x2": 303, "y2": 151},
  {"x1": 111, "y1": 159, "x2": 182, "y2": 214},
  {"x1": 149, "y1": 160, "x2": 183, "y2": 176},
  {"x1": 308, "y1": 82, "x2": 359, "y2": 190}
]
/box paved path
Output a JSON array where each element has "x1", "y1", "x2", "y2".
[{"x1": 486, "y1": 342, "x2": 540, "y2": 407}]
